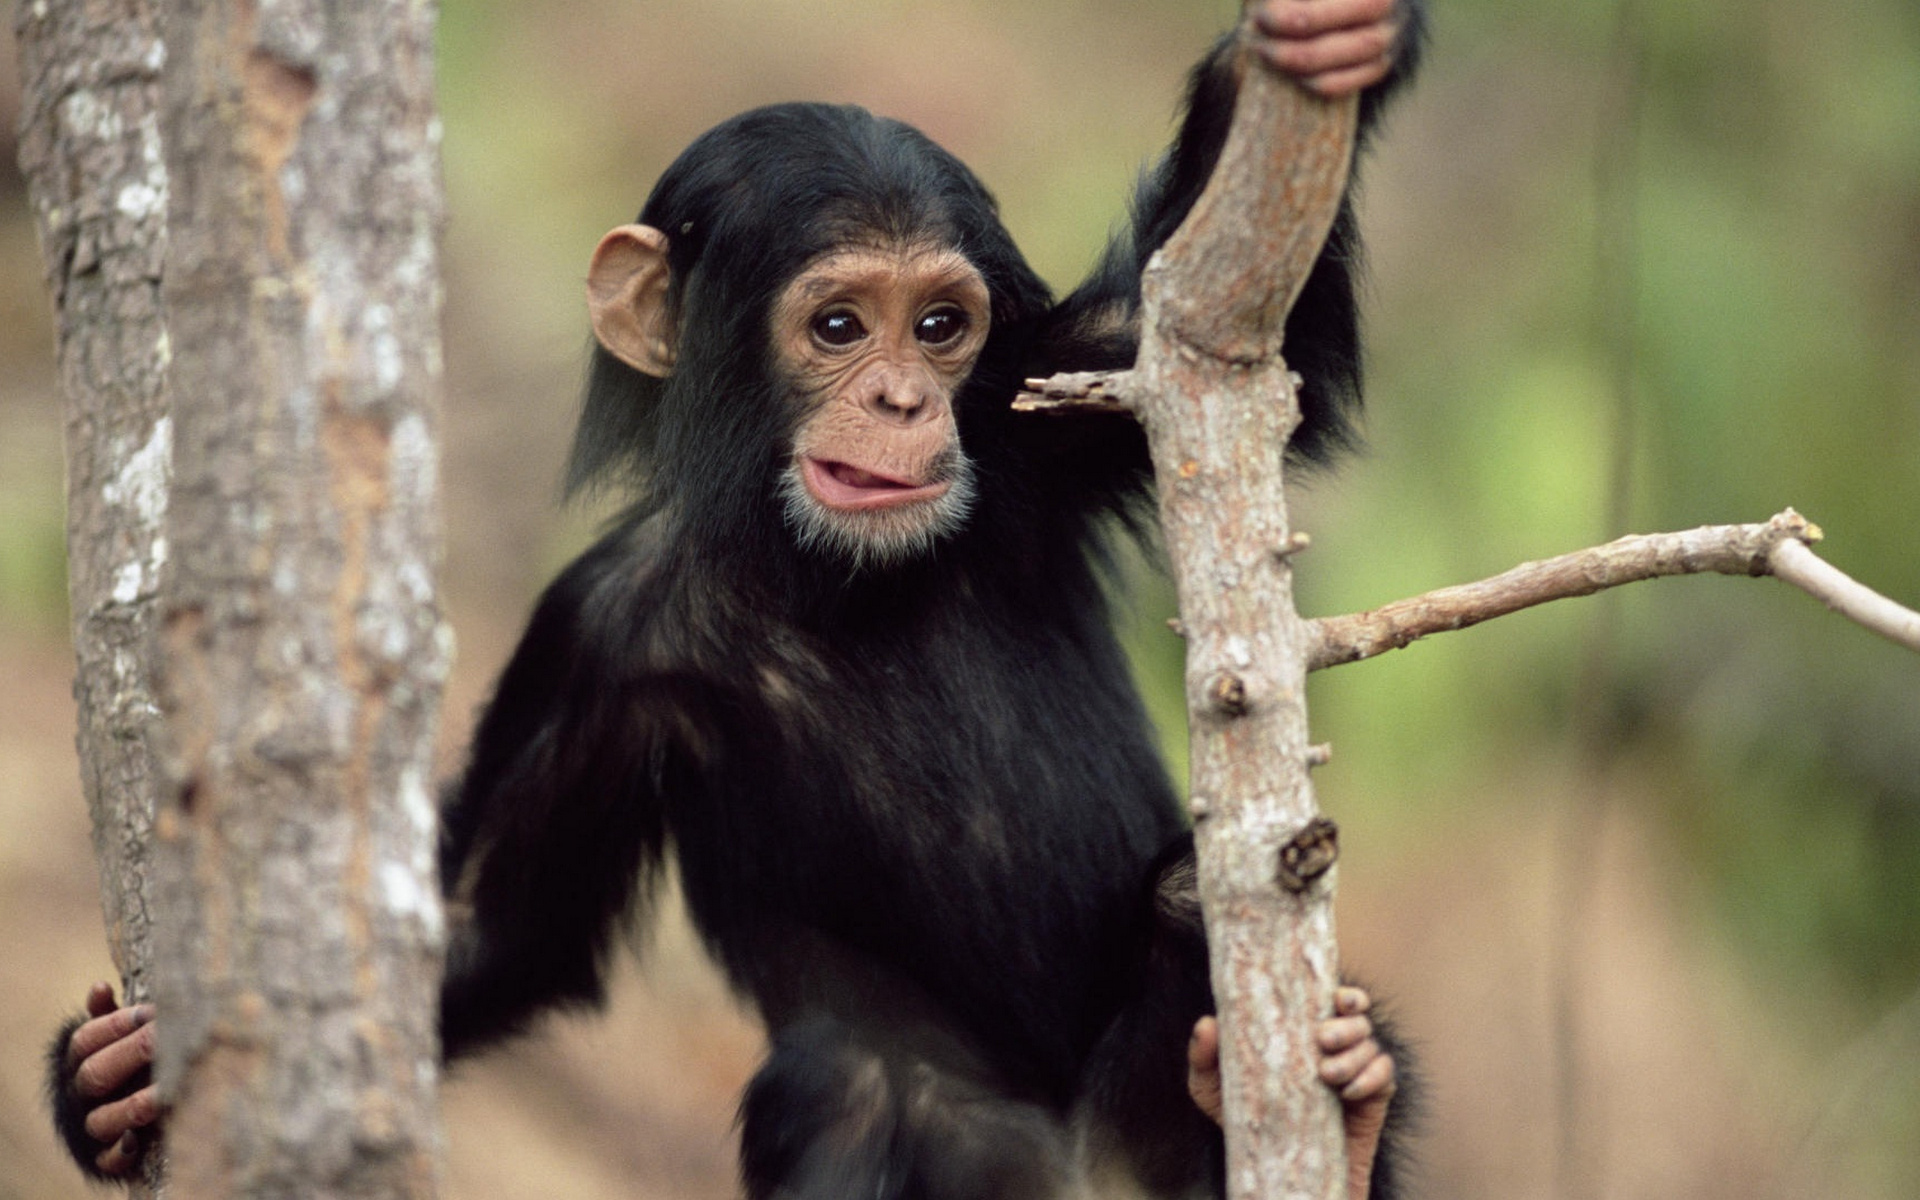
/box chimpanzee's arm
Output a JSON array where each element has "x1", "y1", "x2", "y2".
[
  {"x1": 437, "y1": 523, "x2": 672, "y2": 1061},
  {"x1": 1038, "y1": 0, "x2": 1427, "y2": 463}
]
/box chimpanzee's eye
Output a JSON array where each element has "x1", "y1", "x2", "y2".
[
  {"x1": 812, "y1": 311, "x2": 867, "y2": 348},
  {"x1": 915, "y1": 308, "x2": 969, "y2": 347}
]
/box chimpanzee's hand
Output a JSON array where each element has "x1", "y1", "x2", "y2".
[
  {"x1": 1252, "y1": 0, "x2": 1406, "y2": 97},
  {"x1": 1316, "y1": 985, "x2": 1398, "y2": 1199},
  {"x1": 48, "y1": 981, "x2": 162, "y2": 1179},
  {"x1": 1187, "y1": 986, "x2": 1398, "y2": 1200}
]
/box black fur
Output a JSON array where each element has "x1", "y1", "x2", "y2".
[{"x1": 51, "y1": 13, "x2": 1426, "y2": 1193}]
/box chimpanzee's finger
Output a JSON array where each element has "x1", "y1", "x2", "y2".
[
  {"x1": 93, "y1": 1131, "x2": 142, "y2": 1177},
  {"x1": 1301, "y1": 60, "x2": 1394, "y2": 97},
  {"x1": 83, "y1": 1083, "x2": 162, "y2": 1146},
  {"x1": 1339, "y1": 1047, "x2": 1397, "y2": 1104},
  {"x1": 1259, "y1": 22, "x2": 1396, "y2": 81},
  {"x1": 1255, "y1": 0, "x2": 1395, "y2": 41},
  {"x1": 1187, "y1": 1016, "x2": 1223, "y2": 1124},
  {"x1": 67, "y1": 1002, "x2": 154, "y2": 1068},
  {"x1": 1188, "y1": 1016, "x2": 1220, "y2": 1072},
  {"x1": 1317, "y1": 1013, "x2": 1375, "y2": 1054},
  {"x1": 1318, "y1": 1036, "x2": 1387, "y2": 1090},
  {"x1": 71, "y1": 1012, "x2": 156, "y2": 1097},
  {"x1": 85, "y1": 981, "x2": 119, "y2": 1019}
]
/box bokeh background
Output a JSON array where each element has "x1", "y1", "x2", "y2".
[{"x1": 3, "y1": 0, "x2": 1917, "y2": 1196}]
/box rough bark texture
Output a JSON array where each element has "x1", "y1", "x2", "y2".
[
  {"x1": 147, "y1": 1, "x2": 451, "y2": 1196},
  {"x1": 16, "y1": 4, "x2": 172, "y2": 1189},
  {"x1": 1132, "y1": 32, "x2": 1359, "y2": 1200},
  {"x1": 16, "y1": 0, "x2": 170, "y2": 1010}
]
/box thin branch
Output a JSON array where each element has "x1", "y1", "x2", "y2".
[
  {"x1": 1769, "y1": 538, "x2": 1920, "y2": 651},
  {"x1": 1307, "y1": 509, "x2": 1920, "y2": 670}
]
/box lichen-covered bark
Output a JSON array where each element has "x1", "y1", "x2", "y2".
[
  {"x1": 147, "y1": 1, "x2": 451, "y2": 1196},
  {"x1": 1132, "y1": 29, "x2": 1359, "y2": 1200},
  {"x1": 17, "y1": 5, "x2": 173, "y2": 1191},
  {"x1": 16, "y1": 0, "x2": 171, "y2": 1015}
]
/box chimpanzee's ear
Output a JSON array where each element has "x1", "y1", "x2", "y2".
[{"x1": 588, "y1": 224, "x2": 677, "y2": 377}]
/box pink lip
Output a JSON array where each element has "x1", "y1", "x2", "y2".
[{"x1": 802, "y1": 457, "x2": 952, "y2": 512}]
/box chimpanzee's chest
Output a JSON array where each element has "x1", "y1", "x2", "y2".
[
  {"x1": 667, "y1": 602, "x2": 1183, "y2": 1071},
  {"x1": 767, "y1": 605, "x2": 1174, "y2": 874}
]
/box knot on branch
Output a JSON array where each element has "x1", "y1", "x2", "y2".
[
  {"x1": 1277, "y1": 816, "x2": 1339, "y2": 893},
  {"x1": 1206, "y1": 671, "x2": 1249, "y2": 717},
  {"x1": 1755, "y1": 507, "x2": 1822, "y2": 570}
]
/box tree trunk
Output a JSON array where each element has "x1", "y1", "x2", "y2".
[
  {"x1": 21, "y1": 0, "x2": 453, "y2": 1190},
  {"x1": 24, "y1": 0, "x2": 456, "y2": 1193},
  {"x1": 16, "y1": 0, "x2": 170, "y2": 1007},
  {"x1": 15, "y1": 5, "x2": 173, "y2": 1189},
  {"x1": 1137, "y1": 56, "x2": 1358, "y2": 1197},
  {"x1": 1022, "y1": 24, "x2": 1363, "y2": 1198}
]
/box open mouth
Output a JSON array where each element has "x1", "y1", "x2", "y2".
[{"x1": 801, "y1": 457, "x2": 953, "y2": 512}]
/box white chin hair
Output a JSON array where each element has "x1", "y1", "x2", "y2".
[{"x1": 777, "y1": 459, "x2": 977, "y2": 570}]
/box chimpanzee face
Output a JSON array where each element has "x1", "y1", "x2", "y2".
[
  {"x1": 767, "y1": 238, "x2": 990, "y2": 566},
  {"x1": 588, "y1": 224, "x2": 991, "y2": 568}
]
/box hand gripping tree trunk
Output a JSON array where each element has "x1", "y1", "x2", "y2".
[
  {"x1": 20, "y1": 0, "x2": 452, "y2": 1194},
  {"x1": 16, "y1": 2, "x2": 172, "y2": 1190}
]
